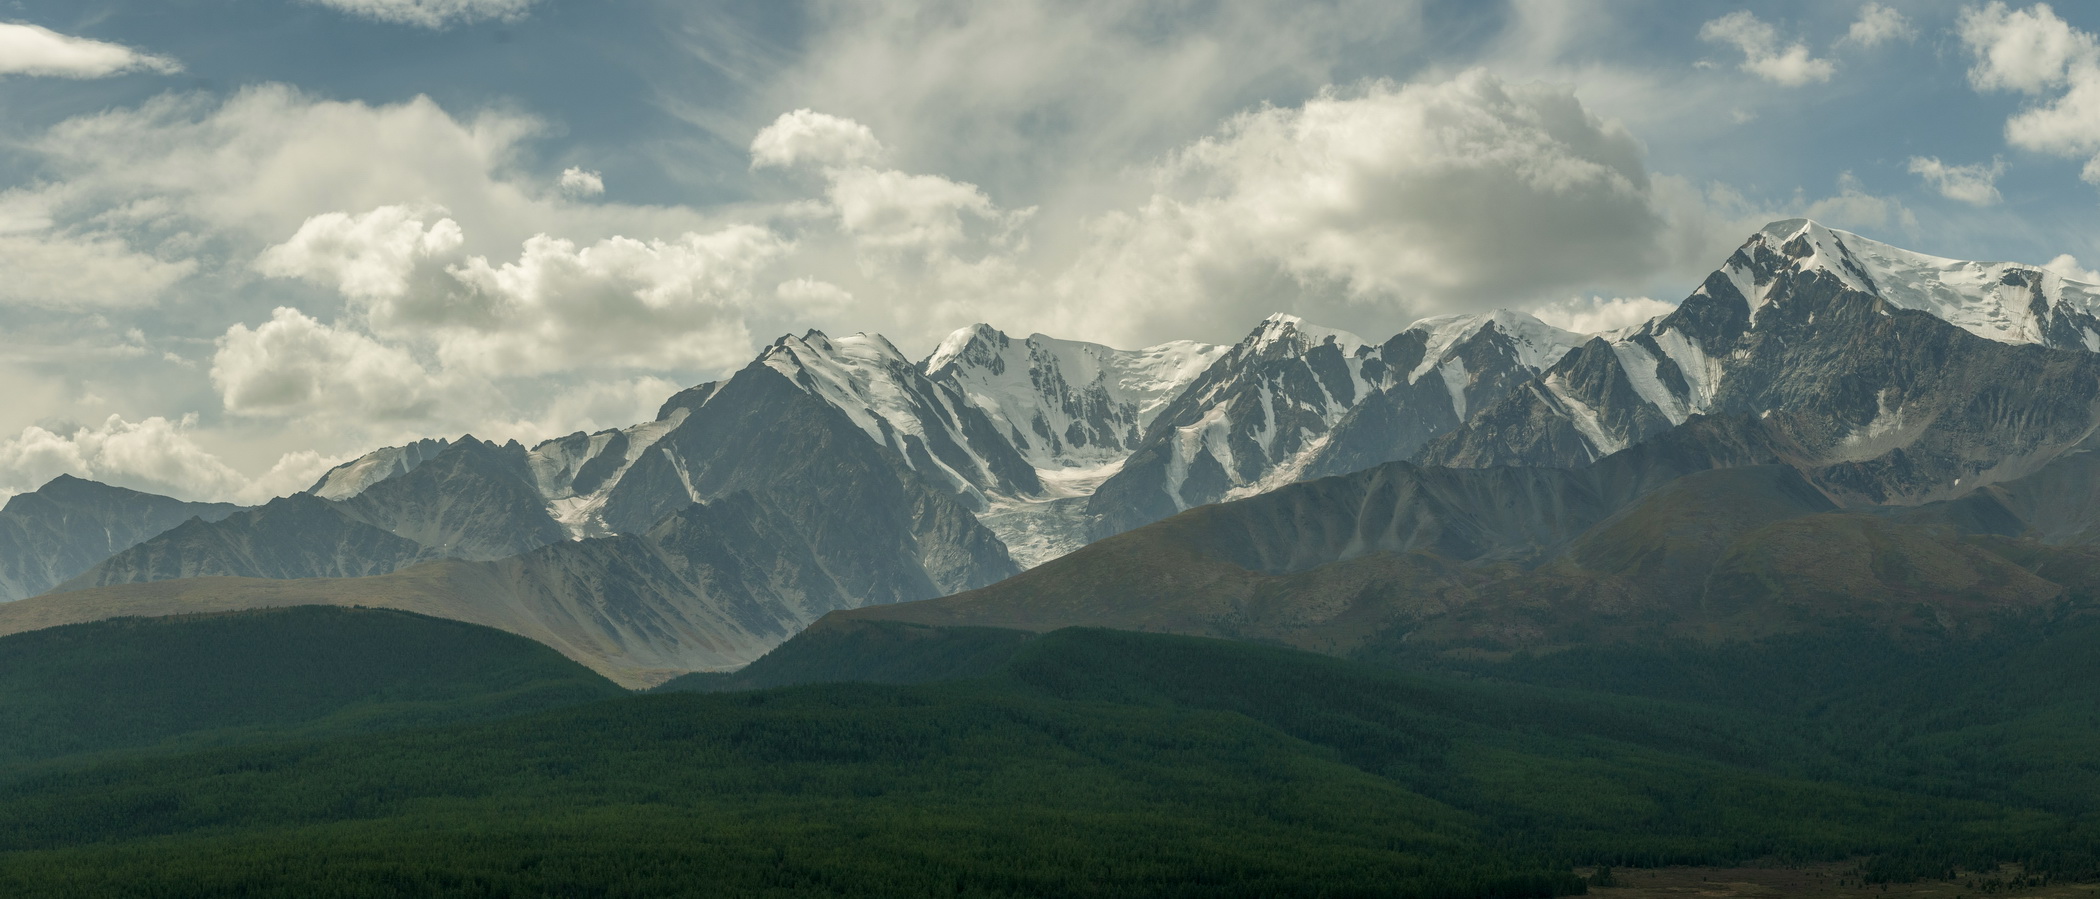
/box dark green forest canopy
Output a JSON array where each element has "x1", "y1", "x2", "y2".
[
  {"x1": 2, "y1": 614, "x2": 2099, "y2": 896},
  {"x1": 0, "y1": 605, "x2": 622, "y2": 769}
]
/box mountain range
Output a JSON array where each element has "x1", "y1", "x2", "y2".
[{"x1": 9, "y1": 218, "x2": 2100, "y2": 682}]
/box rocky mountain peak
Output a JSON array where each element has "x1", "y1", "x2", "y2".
[
  {"x1": 1406, "y1": 310, "x2": 1586, "y2": 380},
  {"x1": 1245, "y1": 313, "x2": 1366, "y2": 358},
  {"x1": 763, "y1": 329, "x2": 913, "y2": 375},
  {"x1": 922, "y1": 323, "x2": 1010, "y2": 376},
  {"x1": 1725, "y1": 218, "x2": 2100, "y2": 350}
]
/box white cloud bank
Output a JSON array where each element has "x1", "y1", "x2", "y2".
[
  {"x1": 0, "y1": 414, "x2": 335, "y2": 504},
  {"x1": 1700, "y1": 11, "x2": 1835, "y2": 87},
  {"x1": 750, "y1": 109, "x2": 887, "y2": 171},
  {"x1": 1044, "y1": 71, "x2": 1709, "y2": 342},
  {"x1": 1961, "y1": 2, "x2": 2100, "y2": 185},
  {"x1": 0, "y1": 22, "x2": 179, "y2": 78},
  {"x1": 302, "y1": 0, "x2": 536, "y2": 29},
  {"x1": 255, "y1": 206, "x2": 785, "y2": 378},
  {"x1": 212, "y1": 307, "x2": 444, "y2": 422}
]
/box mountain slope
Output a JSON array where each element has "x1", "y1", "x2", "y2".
[
  {"x1": 0, "y1": 476, "x2": 240, "y2": 601},
  {"x1": 56, "y1": 494, "x2": 440, "y2": 591},
  {"x1": 66, "y1": 436, "x2": 570, "y2": 592},
  {"x1": 838, "y1": 414, "x2": 2083, "y2": 658},
  {"x1": 304, "y1": 437, "x2": 450, "y2": 501},
  {"x1": 333, "y1": 436, "x2": 566, "y2": 560}
]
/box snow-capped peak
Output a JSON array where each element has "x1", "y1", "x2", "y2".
[
  {"x1": 764, "y1": 329, "x2": 912, "y2": 375},
  {"x1": 760, "y1": 329, "x2": 935, "y2": 451},
  {"x1": 305, "y1": 437, "x2": 450, "y2": 501},
  {"x1": 1246, "y1": 313, "x2": 1366, "y2": 355},
  {"x1": 1730, "y1": 218, "x2": 2100, "y2": 349},
  {"x1": 1404, "y1": 309, "x2": 1587, "y2": 381},
  {"x1": 923, "y1": 323, "x2": 1004, "y2": 375},
  {"x1": 922, "y1": 322, "x2": 1225, "y2": 472}
]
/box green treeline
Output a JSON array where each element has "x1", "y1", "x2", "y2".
[{"x1": 2, "y1": 611, "x2": 2100, "y2": 895}]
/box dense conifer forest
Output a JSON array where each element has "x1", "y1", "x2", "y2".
[{"x1": 0, "y1": 609, "x2": 2097, "y2": 896}]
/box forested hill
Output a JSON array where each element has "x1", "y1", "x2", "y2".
[{"x1": 0, "y1": 606, "x2": 622, "y2": 769}]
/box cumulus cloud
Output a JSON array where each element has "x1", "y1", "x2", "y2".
[
  {"x1": 1046, "y1": 71, "x2": 1687, "y2": 342},
  {"x1": 0, "y1": 22, "x2": 180, "y2": 78},
  {"x1": 1961, "y1": 2, "x2": 2093, "y2": 93},
  {"x1": 1960, "y1": 3, "x2": 2100, "y2": 185},
  {"x1": 302, "y1": 0, "x2": 536, "y2": 29},
  {"x1": 558, "y1": 167, "x2": 605, "y2": 198},
  {"x1": 0, "y1": 415, "x2": 244, "y2": 502},
  {"x1": 750, "y1": 109, "x2": 887, "y2": 171},
  {"x1": 1843, "y1": 4, "x2": 1915, "y2": 48},
  {"x1": 1526, "y1": 296, "x2": 1678, "y2": 334},
  {"x1": 1700, "y1": 11, "x2": 1836, "y2": 86},
  {"x1": 752, "y1": 1, "x2": 1434, "y2": 199},
  {"x1": 1907, "y1": 156, "x2": 2007, "y2": 205},
  {"x1": 0, "y1": 414, "x2": 350, "y2": 504},
  {"x1": 212, "y1": 307, "x2": 443, "y2": 422},
  {"x1": 254, "y1": 208, "x2": 787, "y2": 377},
  {"x1": 255, "y1": 205, "x2": 465, "y2": 302},
  {"x1": 439, "y1": 227, "x2": 783, "y2": 374}
]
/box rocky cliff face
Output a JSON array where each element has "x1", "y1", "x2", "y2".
[{"x1": 0, "y1": 476, "x2": 241, "y2": 601}]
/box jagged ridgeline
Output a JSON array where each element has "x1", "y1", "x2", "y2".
[{"x1": 12, "y1": 218, "x2": 2100, "y2": 683}]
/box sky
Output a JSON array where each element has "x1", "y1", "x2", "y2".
[{"x1": 3, "y1": 0, "x2": 2100, "y2": 504}]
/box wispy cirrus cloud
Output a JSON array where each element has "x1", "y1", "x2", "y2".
[{"x1": 301, "y1": 0, "x2": 536, "y2": 29}]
